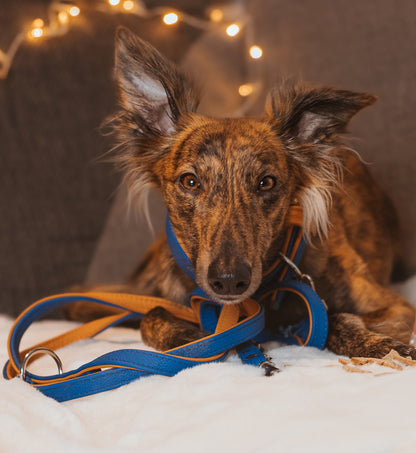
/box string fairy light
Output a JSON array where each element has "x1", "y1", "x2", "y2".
[
  {"x1": 122, "y1": 1, "x2": 135, "y2": 11},
  {"x1": 209, "y1": 9, "x2": 224, "y2": 23},
  {"x1": 29, "y1": 19, "x2": 45, "y2": 39},
  {"x1": 238, "y1": 83, "x2": 253, "y2": 97},
  {"x1": 32, "y1": 19, "x2": 45, "y2": 29},
  {"x1": 163, "y1": 12, "x2": 179, "y2": 26},
  {"x1": 0, "y1": 0, "x2": 265, "y2": 114},
  {"x1": 58, "y1": 11, "x2": 69, "y2": 24},
  {"x1": 226, "y1": 23, "x2": 240, "y2": 37},
  {"x1": 249, "y1": 45, "x2": 263, "y2": 59},
  {"x1": 30, "y1": 28, "x2": 44, "y2": 39},
  {"x1": 68, "y1": 6, "x2": 80, "y2": 17}
]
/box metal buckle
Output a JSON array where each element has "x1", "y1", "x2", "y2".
[
  {"x1": 279, "y1": 252, "x2": 328, "y2": 311},
  {"x1": 20, "y1": 347, "x2": 63, "y2": 381},
  {"x1": 249, "y1": 342, "x2": 280, "y2": 376},
  {"x1": 259, "y1": 357, "x2": 280, "y2": 376}
]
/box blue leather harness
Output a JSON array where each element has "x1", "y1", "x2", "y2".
[{"x1": 166, "y1": 215, "x2": 328, "y2": 352}]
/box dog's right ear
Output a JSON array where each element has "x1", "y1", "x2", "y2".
[{"x1": 114, "y1": 27, "x2": 199, "y2": 135}]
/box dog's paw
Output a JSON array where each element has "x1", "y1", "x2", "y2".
[
  {"x1": 140, "y1": 306, "x2": 207, "y2": 351},
  {"x1": 365, "y1": 337, "x2": 416, "y2": 360},
  {"x1": 390, "y1": 343, "x2": 416, "y2": 360}
]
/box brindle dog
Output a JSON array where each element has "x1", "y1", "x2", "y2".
[{"x1": 68, "y1": 28, "x2": 416, "y2": 359}]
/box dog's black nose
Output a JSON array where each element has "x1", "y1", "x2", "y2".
[{"x1": 208, "y1": 261, "x2": 251, "y2": 296}]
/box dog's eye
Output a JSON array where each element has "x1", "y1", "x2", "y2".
[
  {"x1": 258, "y1": 175, "x2": 277, "y2": 192},
  {"x1": 180, "y1": 173, "x2": 201, "y2": 191}
]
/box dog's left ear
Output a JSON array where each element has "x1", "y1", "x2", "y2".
[
  {"x1": 265, "y1": 85, "x2": 376, "y2": 239},
  {"x1": 265, "y1": 85, "x2": 376, "y2": 144},
  {"x1": 114, "y1": 27, "x2": 199, "y2": 135}
]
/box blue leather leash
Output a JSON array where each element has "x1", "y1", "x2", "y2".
[
  {"x1": 4, "y1": 294, "x2": 265, "y2": 402},
  {"x1": 4, "y1": 206, "x2": 328, "y2": 402}
]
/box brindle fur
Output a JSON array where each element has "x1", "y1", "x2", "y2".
[{"x1": 67, "y1": 28, "x2": 416, "y2": 359}]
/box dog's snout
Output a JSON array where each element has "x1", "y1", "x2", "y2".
[{"x1": 207, "y1": 261, "x2": 251, "y2": 296}]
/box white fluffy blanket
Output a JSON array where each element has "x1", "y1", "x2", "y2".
[{"x1": 1, "y1": 276, "x2": 416, "y2": 453}]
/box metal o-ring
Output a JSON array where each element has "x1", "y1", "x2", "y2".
[{"x1": 20, "y1": 347, "x2": 63, "y2": 380}]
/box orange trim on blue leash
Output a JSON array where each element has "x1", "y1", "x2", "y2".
[{"x1": 3, "y1": 205, "x2": 328, "y2": 401}]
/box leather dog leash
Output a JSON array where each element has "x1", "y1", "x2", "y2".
[
  {"x1": 4, "y1": 293, "x2": 265, "y2": 401},
  {"x1": 3, "y1": 206, "x2": 328, "y2": 402}
]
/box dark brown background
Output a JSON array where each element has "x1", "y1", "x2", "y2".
[{"x1": 1, "y1": 0, "x2": 415, "y2": 316}]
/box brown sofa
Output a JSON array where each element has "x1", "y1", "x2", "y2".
[{"x1": 1, "y1": 0, "x2": 414, "y2": 316}]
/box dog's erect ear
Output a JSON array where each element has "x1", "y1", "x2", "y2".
[
  {"x1": 110, "y1": 28, "x2": 199, "y2": 224},
  {"x1": 266, "y1": 85, "x2": 376, "y2": 240},
  {"x1": 115, "y1": 27, "x2": 199, "y2": 134},
  {"x1": 265, "y1": 85, "x2": 376, "y2": 143}
]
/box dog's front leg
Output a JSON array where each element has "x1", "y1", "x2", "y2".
[
  {"x1": 326, "y1": 280, "x2": 416, "y2": 359},
  {"x1": 328, "y1": 279, "x2": 416, "y2": 359},
  {"x1": 66, "y1": 292, "x2": 207, "y2": 350},
  {"x1": 313, "y1": 245, "x2": 416, "y2": 359},
  {"x1": 326, "y1": 311, "x2": 416, "y2": 359},
  {"x1": 140, "y1": 307, "x2": 207, "y2": 350}
]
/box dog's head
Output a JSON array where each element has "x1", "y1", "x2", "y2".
[{"x1": 112, "y1": 27, "x2": 376, "y2": 304}]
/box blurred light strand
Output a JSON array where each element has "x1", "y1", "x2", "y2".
[{"x1": 0, "y1": 0, "x2": 264, "y2": 114}]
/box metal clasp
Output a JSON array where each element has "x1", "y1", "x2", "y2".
[
  {"x1": 20, "y1": 347, "x2": 63, "y2": 381},
  {"x1": 279, "y1": 252, "x2": 328, "y2": 311},
  {"x1": 258, "y1": 349, "x2": 280, "y2": 376},
  {"x1": 260, "y1": 359, "x2": 280, "y2": 376},
  {"x1": 279, "y1": 253, "x2": 316, "y2": 290}
]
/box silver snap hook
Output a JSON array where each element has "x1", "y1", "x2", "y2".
[
  {"x1": 278, "y1": 252, "x2": 328, "y2": 311},
  {"x1": 20, "y1": 347, "x2": 63, "y2": 381},
  {"x1": 259, "y1": 358, "x2": 280, "y2": 376},
  {"x1": 279, "y1": 252, "x2": 315, "y2": 287}
]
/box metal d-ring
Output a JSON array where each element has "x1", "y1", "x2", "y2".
[{"x1": 20, "y1": 347, "x2": 63, "y2": 381}]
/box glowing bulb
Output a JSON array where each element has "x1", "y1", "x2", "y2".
[
  {"x1": 32, "y1": 18, "x2": 44, "y2": 28},
  {"x1": 109, "y1": 0, "x2": 120, "y2": 5},
  {"x1": 69, "y1": 6, "x2": 80, "y2": 17},
  {"x1": 163, "y1": 12, "x2": 179, "y2": 25},
  {"x1": 58, "y1": 11, "x2": 68, "y2": 24},
  {"x1": 226, "y1": 24, "x2": 240, "y2": 37},
  {"x1": 249, "y1": 45, "x2": 263, "y2": 59},
  {"x1": 209, "y1": 9, "x2": 223, "y2": 22},
  {"x1": 30, "y1": 28, "x2": 44, "y2": 39},
  {"x1": 238, "y1": 84, "x2": 253, "y2": 97},
  {"x1": 123, "y1": 1, "x2": 134, "y2": 10},
  {"x1": 29, "y1": 18, "x2": 44, "y2": 39}
]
